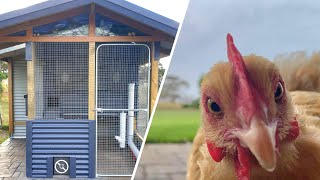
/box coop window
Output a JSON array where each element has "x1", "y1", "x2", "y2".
[
  {"x1": 33, "y1": 14, "x2": 89, "y2": 36},
  {"x1": 95, "y1": 13, "x2": 149, "y2": 36},
  {"x1": 34, "y1": 42, "x2": 89, "y2": 120}
]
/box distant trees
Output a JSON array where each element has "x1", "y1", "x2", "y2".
[
  {"x1": 160, "y1": 75, "x2": 189, "y2": 103},
  {"x1": 158, "y1": 62, "x2": 165, "y2": 88},
  {"x1": 0, "y1": 61, "x2": 8, "y2": 92},
  {"x1": 198, "y1": 74, "x2": 204, "y2": 88}
]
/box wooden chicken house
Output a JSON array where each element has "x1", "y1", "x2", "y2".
[{"x1": 0, "y1": 0, "x2": 178, "y2": 178}]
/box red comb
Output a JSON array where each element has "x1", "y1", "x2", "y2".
[
  {"x1": 227, "y1": 34, "x2": 248, "y2": 81},
  {"x1": 226, "y1": 34, "x2": 256, "y2": 124}
]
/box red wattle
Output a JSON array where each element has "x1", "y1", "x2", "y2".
[
  {"x1": 206, "y1": 141, "x2": 226, "y2": 162},
  {"x1": 234, "y1": 142, "x2": 251, "y2": 180}
]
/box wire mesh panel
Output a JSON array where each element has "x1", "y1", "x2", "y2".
[
  {"x1": 33, "y1": 42, "x2": 89, "y2": 119},
  {"x1": 96, "y1": 44, "x2": 150, "y2": 176}
]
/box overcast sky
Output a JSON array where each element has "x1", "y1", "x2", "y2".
[{"x1": 168, "y1": 0, "x2": 320, "y2": 99}]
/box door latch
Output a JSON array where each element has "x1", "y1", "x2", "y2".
[{"x1": 93, "y1": 108, "x2": 102, "y2": 112}]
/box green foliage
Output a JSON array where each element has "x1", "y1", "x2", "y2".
[
  {"x1": 182, "y1": 99, "x2": 200, "y2": 109},
  {"x1": 160, "y1": 75, "x2": 189, "y2": 103},
  {"x1": 1, "y1": 125, "x2": 8, "y2": 131},
  {"x1": 0, "y1": 125, "x2": 9, "y2": 144},
  {"x1": 158, "y1": 62, "x2": 165, "y2": 87},
  {"x1": 0, "y1": 61, "x2": 8, "y2": 93},
  {"x1": 182, "y1": 75, "x2": 203, "y2": 108},
  {"x1": 146, "y1": 109, "x2": 200, "y2": 143},
  {"x1": 0, "y1": 81, "x2": 9, "y2": 126},
  {"x1": 198, "y1": 73, "x2": 205, "y2": 88}
]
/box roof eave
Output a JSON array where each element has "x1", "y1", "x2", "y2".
[{"x1": 0, "y1": 0, "x2": 179, "y2": 37}]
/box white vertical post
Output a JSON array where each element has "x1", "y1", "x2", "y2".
[
  {"x1": 128, "y1": 83, "x2": 135, "y2": 138},
  {"x1": 128, "y1": 83, "x2": 139, "y2": 157},
  {"x1": 115, "y1": 112, "x2": 126, "y2": 148}
]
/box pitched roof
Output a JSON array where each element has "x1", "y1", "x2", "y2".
[{"x1": 0, "y1": 0, "x2": 178, "y2": 37}]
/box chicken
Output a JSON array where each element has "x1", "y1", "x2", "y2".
[
  {"x1": 274, "y1": 51, "x2": 320, "y2": 92},
  {"x1": 187, "y1": 34, "x2": 320, "y2": 180}
]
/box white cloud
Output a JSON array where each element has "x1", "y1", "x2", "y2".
[{"x1": 159, "y1": 56, "x2": 171, "y2": 69}]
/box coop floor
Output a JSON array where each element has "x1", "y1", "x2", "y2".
[
  {"x1": 0, "y1": 138, "x2": 26, "y2": 179},
  {"x1": 97, "y1": 137, "x2": 136, "y2": 176}
]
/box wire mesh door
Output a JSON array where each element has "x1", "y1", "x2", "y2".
[{"x1": 96, "y1": 44, "x2": 150, "y2": 177}]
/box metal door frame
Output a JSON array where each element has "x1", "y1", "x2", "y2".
[{"x1": 95, "y1": 43, "x2": 151, "y2": 177}]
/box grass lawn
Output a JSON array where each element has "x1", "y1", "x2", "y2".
[{"x1": 146, "y1": 109, "x2": 201, "y2": 143}]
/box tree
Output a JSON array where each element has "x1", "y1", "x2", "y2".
[
  {"x1": 0, "y1": 61, "x2": 8, "y2": 92},
  {"x1": 198, "y1": 73, "x2": 205, "y2": 88},
  {"x1": 158, "y1": 62, "x2": 165, "y2": 88},
  {"x1": 184, "y1": 74, "x2": 205, "y2": 109},
  {"x1": 160, "y1": 75, "x2": 189, "y2": 103}
]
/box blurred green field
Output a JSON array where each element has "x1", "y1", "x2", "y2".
[{"x1": 146, "y1": 109, "x2": 201, "y2": 143}]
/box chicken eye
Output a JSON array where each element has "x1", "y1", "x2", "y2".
[
  {"x1": 275, "y1": 82, "x2": 284, "y2": 101},
  {"x1": 207, "y1": 99, "x2": 222, "y2": 114}
]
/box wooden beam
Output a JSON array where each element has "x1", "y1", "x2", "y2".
[
  {"x1": 150, "y1": 43, "x2": 159, "y2": 116},
  {"x1": 8, "y1": 59, "x2": 13, "y2": 134},
  {"x1": 96, "y1": 6, "x2": 173, "y2": 41},
  {"x1": 88, "y1": 42, "x2": 95, "y2": 120},
  {"x1": 27, "y1": 47, "x2": 34, "y2": 120},
  {"x1": 0, "y1": 36, "x2": 160, "y2": 42},
  {"x1": 0, "y1": 6, "x2": 89, "y2": 37},
  {"x1": 26, "y1": 28, "x2": 33, "y2": 38},
  {"x1": 89, "y1": 4, "x2": 96, "y2": 37}
]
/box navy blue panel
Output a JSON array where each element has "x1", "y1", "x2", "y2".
[
  {"x1": 28, "y1": 119, "x2": 96, "y2": 178},
  {"x1": 25, "y1": 42, "x2": 32, "y2": 61},
  {"x1": 88, "y1": 120, "x2": 96, "y2": 178},
  {"x1": 26, "y1": 121, "x2": 33, "y2": 178},
  {"x1": 47, "y1": 157, "x2": 53, "y2": 178},
  {"x1": 70, "y1": 157, "x2": 77, "y2": 178},
  {"x1": 154, "y1": 41, "x2": 161, "y2": 61}
]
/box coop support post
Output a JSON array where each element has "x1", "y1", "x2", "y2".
[
  {"x1": 27, "y1": 47, "x2": 35, "y2": 120},
  {"x1": 128, "y1": 83, "x2": 139, "y2": 157},
  {"x1": 88, "y1": 42, "x2": 96, "y2": 120},
  {"x1": 8, "y1": 59, "x2": 13, "y2": 133},
  {"x1": 150, "y1": 42, "x2": 159, "y2": 116},
  {"x1": 115, "y1": 112, "x2": 126, "y2": 148}
]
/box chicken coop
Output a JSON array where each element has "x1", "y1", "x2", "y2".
[{"x1": 0, "y1": 0, "x2": 178, "y2": 178}]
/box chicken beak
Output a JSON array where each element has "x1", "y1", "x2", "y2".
[{"x1": 233, "y1": 117, "x2": 277, "y2": 172}]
